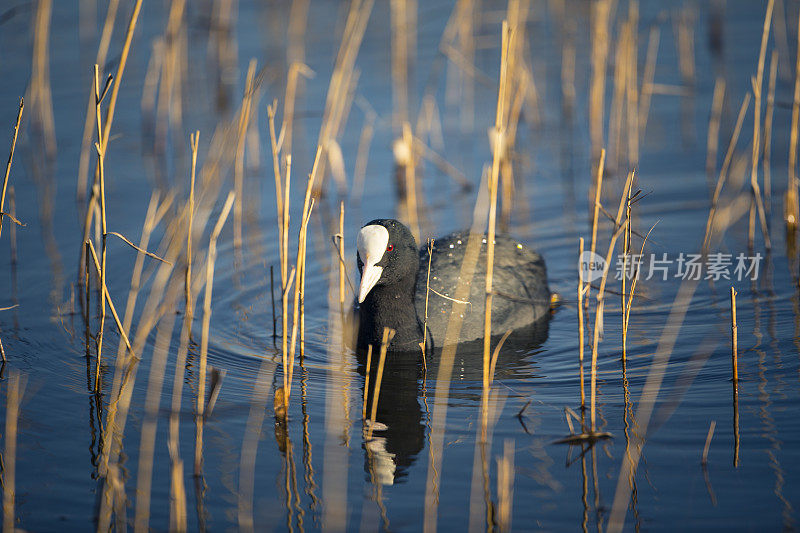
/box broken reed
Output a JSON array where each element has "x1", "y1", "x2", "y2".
[{"x1": 701, "y1": 420, "x2": 716, "y2": 465}]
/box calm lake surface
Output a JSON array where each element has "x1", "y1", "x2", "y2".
[{"x1": 0, "y1": 0, "x2": 799, "y2": 530}]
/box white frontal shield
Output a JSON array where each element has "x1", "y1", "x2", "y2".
[{"x1": 357, "y1": 224, "x2": 389, "y2": 303}]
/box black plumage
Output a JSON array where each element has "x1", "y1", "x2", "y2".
[{"x1": 356, "y1": 219, "x2": 550, "y2": 353}]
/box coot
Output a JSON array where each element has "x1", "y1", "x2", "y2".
[{"x1": 356, "y1": 218, "x2": 550, "y2": 352}]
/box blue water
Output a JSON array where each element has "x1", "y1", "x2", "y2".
[{"x1": 0, "y1": 0, "x2": 798, "y2": 530}]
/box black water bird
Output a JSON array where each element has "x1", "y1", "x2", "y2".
[{"x1": 355, "y1": 219, "x2": 550, "y2": 352}]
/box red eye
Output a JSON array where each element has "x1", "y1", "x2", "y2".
[{"x1": 386, "y1": 244, "x2": 394, "y2": 252}]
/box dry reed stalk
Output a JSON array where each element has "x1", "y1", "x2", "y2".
[
  {"x1": 86, "y1": 241, "x2": 134, "y2": 357},
  {"x1": 92, "y1": 66, "x2": 110, "y2": 392},
  {"x1": 704, "y1": 94, "x2": 752, "y2": 252},
  {"x1": 626, "y1": 2, "x2": 639, "y2": 168},
  {"x1": 497, "y1": 0, "x2": 531, "y2": 229},
  {"x1": 30, "y1": 0, "x2": 55, "y2": 159},
  {"x1": 748, "y1": 0, "x2": 775, "y2": 252},
  {"x1": 186, "y1": 131, "x2": 199, "y2": 331},
  {"x1": 85, "y1": 241, "x2": 92, "y2": 351},
  {"x1": 98, "y1": 117, "x2": 232, "y2": 506},
  {"x1": 282, "y1": 62, "x2": 314, "y2": 159},
  {"x1": 286, "y1": 173, "x2": 316, "y2": 411},
  {"x1": 558, "y1": 0, "x2": 577, "y2": 118},
  {"x1": 338, "y1": 201, "x2": 345, "y2": 306},
  {"x1": 638, "y1": 25, "x2": 660, "y2": 141},
  {"x1": 733, "y1": 378, "x2": 740, "y2": 467},
  {"x1": 300, "y1": 146, "x2": 323, "y2": 348},
  {"x1": 764, "y1": 50, "x2": 778, "y2": 218},
  {"x1": 351, "y1": 106, "x2": 376, "y2": 203},
  {"x1": 787, "y1": 7, "x2": 800, "y2": 231},
  {"x1": 621, "y1": 184, "x2": 632, "y2": 362},
  {"x1": 270, "y1": 265, "x2": 277, "y2": 339},
  {"x1": 706, "y1": 77, "x2": 726, "y2": 188},
  {"x1": 587, "y1": 148, "x2": 606, "y2": 307},
  {"x1": 77, "y1": 0, "x2": 120, "y2": 201},
  {"x1": 8, "y1": 185, "x2": 16, "y2": 265},
  {"x1": 154, "y1": 0, "x2": 187, "y2": 156},
  {"x1": 77, "y1": 0, "x2": 140, "y2": 284},
  {"x1": 101, "y1": 0, "x2": 143, "y2": 154},
  {"x1": 274, "y1": 267, "x2": 296, "y2": 422},
  {"x1": 590, "y1": 171, "x2": 634, "y2": 432},
  {"x1": 362, "y1": 344, "x2": 373, "y2": 420},
  {"x1": 701, "y1": 420, "x2": 716, "y2": 465},
  {"x1": 118, "y1": 193, "x2": 171, "y2": 354},
  {"x1": 2, "y1": 371, "x2": 24, "y2": 533},
  {"x1": 234, "y1": 60, "x2": 257, "y2": 254},
  {"x1": 195, "y1": 191, "x2": 235, "y2": 475},
  {"x1": 401, "y1": 121, "x2": 421, "y2": 242},
  {"x1": 731, "y1": 287, "x2": 738, "y2": 382},
  {"x1": 421, "y1": 238, "x2": 434, "y2": 359},
  {"x1": 366, "y1": 328, "x2": 395, "y2": 441},
  {"x1": 267, "y1": 103, "x2": 285, "y2": 274},
  {"x1": 281, "y1": 155, "x2": 291, "y2": 399},
  {"x1": 488, "y1": 330, "x2": 513, "y2": 387},
  {"x1": 391, "y1": 0, "x2": 411, "y2": 132},
  {"x1": 496, "y1": 439, "x2": 515, "y2": 533},
  {"x1": 677, "y1": 6, "x2": 697, "y2": 84},
  {"x1": 312, "y1": 0, "x2": 374, "y2": 193},
  {"x1": 623, "y1": 222, "x2": 657, "y2": 362},
  {"x1": 578, "y1": 237, "x2": 586, "y2": 410},
  {"x1": 424, "y1": 163, "x2": 491, "y2": 533},
  {"x1": 482, "y1": 21, "x2": 512, "y2": 436},
  {"x1": 590, "y1": 0, "x2": 612, "y2": 160},
  {"x1": 0, "y1": 98, "x2": 23, "y2": 240},
  {"x1": 608, "y1": 22, "x2": 629, "y2": 171}
]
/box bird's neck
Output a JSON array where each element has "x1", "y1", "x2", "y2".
[{"x1": 358, "y1": 279, "x2": 422, "y2": 351}]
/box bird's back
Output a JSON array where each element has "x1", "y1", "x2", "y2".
[{"x1": 414, "y1": 231, "x2": 549, "y2": 346}]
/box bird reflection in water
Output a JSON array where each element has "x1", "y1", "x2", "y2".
[{"x1": 356, "y1": 318, "x2": 549, "y2": 486}]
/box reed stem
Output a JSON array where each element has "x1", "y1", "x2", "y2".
[
  {"x1": 366, "y1": 328, "x2": 395, "y2": 441},
  {"x1": 0, "y1": 98, "x2": 23, "y2": 241},
  {"x1": 730, "y1": 287, "x2": 738, "y2": 383},
  {"x1": 578, "y1": 237, "x2": 585, "y2": 411}
]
